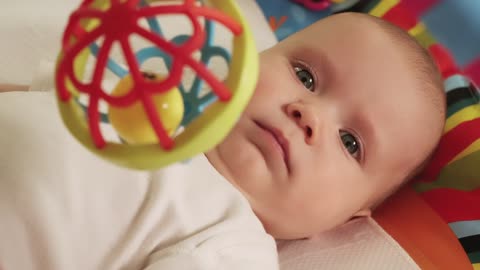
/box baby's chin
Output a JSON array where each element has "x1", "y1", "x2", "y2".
[
  {"x1": 255, "y1": 203, "x2": 371, "y2": 240},
  {"x1": 251, "y1": 211, "x2": 320, "y2": 240},
  {"x1": 261, "y1": 222, "x2": 322, "y2": 240}
]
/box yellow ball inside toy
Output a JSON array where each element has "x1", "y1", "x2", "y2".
[{"x1": 108, "y1": 73, "x2": 184, "y2": 145}]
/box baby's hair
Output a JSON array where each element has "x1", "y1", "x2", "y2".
[{"x1": 352, "y1": 13, "x2": 447, "y2": 208}]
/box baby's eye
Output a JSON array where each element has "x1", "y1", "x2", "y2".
[
  {"x1": 340, "y1": 130, "x2": 361, "y2": 160},
  {"x1": 294, "y1": 66, "x2": 315, "y2": 91}
]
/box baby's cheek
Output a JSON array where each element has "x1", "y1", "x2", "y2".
[
  {"x1": 244, "y1": 79, "x2": 273, "y2": 112},
  {"x1": 255, "y1": 69, "x2": 277, "y2": 93},
  {"x1": 255, "y1": 72, "x2": 295, "y2": 104}
]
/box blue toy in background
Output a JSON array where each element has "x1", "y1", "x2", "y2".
[
  {"x1": 255, "y1": 0, "x2": 329, "y2": 41},
  {"x1": 255, "y1": 0, "x2": 480, "y2": 87},
  {"x1": 255, "y1": 0, "x2": 368, "y2": 41}
]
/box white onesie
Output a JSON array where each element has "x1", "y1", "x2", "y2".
[{"x1": 0, "y1": 90, "x2": 278, "y2": 270}]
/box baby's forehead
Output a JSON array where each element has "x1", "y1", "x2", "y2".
[
  {"x1": 312, "y1": 13, "x2": 389, "y2": 37},
  {"x1": 307, "y1": 13, "x2": 415, "y2": 52},
  {"x1": 292, "y1": 15, "x2": 411, "y2": 65}
]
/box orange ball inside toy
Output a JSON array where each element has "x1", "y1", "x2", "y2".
[{"x1": 108, "y1": 73, "x2": 184, "y2": 145}]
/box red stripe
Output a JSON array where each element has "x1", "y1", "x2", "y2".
[
  {"x1": 418, "y1": 118, "x2": 480, "y2": 182},
  {"x1": 382, "y1": 2, "x2": 418, "y2": 30},
  {"x1": 420, "y1": 188, "x2": 480, "y2": 223},
  {"x1": 402, "y1": 0, "x2": 439, "y2": 18}
]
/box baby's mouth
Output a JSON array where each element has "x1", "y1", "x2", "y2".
[{"x1": 254, "y1": 120, "x2": 291, "y2": 173}]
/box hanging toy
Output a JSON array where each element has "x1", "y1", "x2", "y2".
[{"x1": 55, "y1": 0, "x2": 258, "y2": 170}]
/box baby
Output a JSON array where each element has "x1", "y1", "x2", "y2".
[
  {"x1": 207, "y1": 12, "x2": 446, "y2": 240},
  {"x1": 0, "y1": 12, "x2": 445, "y2": 269}
]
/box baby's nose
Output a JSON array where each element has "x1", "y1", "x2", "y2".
[{"x1": 286, "y1": 102, "x2": 318, "y2": 144}]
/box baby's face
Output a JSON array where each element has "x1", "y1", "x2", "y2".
[{"x1": 206, "y1": 14, "x2": 440, "y2": 239}]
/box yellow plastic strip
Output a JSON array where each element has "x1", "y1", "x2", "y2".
[
  {"x1": 408, "y1": 23, "x2": 437, "y2": 48},
  {"x1": 415, "y1": 30, "x2": 437, "y2": 48},
  {"x1": 445, "y1": 104, "x2": 480, "y2": 133},
  {"x1": 369, "y1": 0, "x2": 400, "y2": 17},
  {"x1": 408, "y1": 23, "x2": 425, "y2": 37},
  {"x1": 473, "y1": 263, "x2": 480, "y2": 270}
]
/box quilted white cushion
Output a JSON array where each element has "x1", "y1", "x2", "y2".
[{"x1": 278, "y1": 217, "x2": 419, "y2": 270}]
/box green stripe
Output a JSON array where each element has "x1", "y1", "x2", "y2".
[
  {"x1": 447, "y1": 98, "x2": 480, "y2": 118},
  {"x1": 469, "y1": 251, "x2": 480, "y2": 264},
  {"x1": 363, "y1": 0, "x2": 382, "y2": 13},
  {"x1": 414, "y1": 151, "x2": 480, "y2": 193}
]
